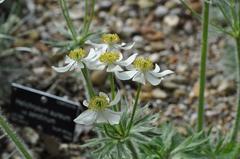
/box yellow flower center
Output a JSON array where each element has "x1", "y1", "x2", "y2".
[
  {"x1": 99, "y1": 51, "x2": 120, "y2": 64},
  {"x1": 101, "y1": 33, "x2": 120, "y2": 44},
  {"x1": 68, "y1": 48, "x2": 87, "y2": 60},
  {"x1": 88, "y1": 95, "x2": 109, "y2": 111},
  {"x1": 133, "y1": 57, "x2": 154, "y2": 72}
]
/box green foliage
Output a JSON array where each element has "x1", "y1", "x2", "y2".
[
  {"x1": 0, "y1": 114, "x2": 32, "y2": 159},
  {"x1": 81, "y1": 104, "x2": 161, "y2": 159},
  {"x1": 141, "y1": 125, "x2": 208, "y2": 159},
  {"x1": 0, "y1": 1, "x2": 22, "y2": 52}
]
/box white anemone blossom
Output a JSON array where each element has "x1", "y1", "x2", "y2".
[
  {"x1": 88, "y1": 50, "x2": 138, "y2": 73},
  {"x1": 116, "y1": 57, "x2": 174, "y2": 86},
  {"x1": 74, "y1": 91, "x2": 122, "y2": 125},
  {"x1": 52, "y1": 48, "x2": 97, "y2": 73},
  {"x1": 86, "y1": 33, "x2": 135, "y2": 53}
]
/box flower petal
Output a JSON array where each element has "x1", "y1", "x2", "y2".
[
  {"x1": 109, "y1": 91, "x2": 121, "y2": 106},
  {"x1": 84, "y1": 48, "x2": 97, "y2": 61},
  {"x1": 52, "y1": 61, "x2": 76, "y2": 73},
  {"x1": 118, "y1": 53, "x2": 138, "y2": 66},
  {"x1": 146, "y1": 72, "x2": 162, "y2": 86},
  {"x1": 65, "y1": 56, "x2": 74, "y2": 64},
  {"x1": 115, "y1": 42, "x2": 135, "y2": 50},
  {"x1": 106, "y1": 64, "x2": 123, "y2": 72},
  {"x1": 86, "y1": 40, "x2": 108, "y2": 53},
  {"x1": 83, "y1": 100, "x2": 89, "y2": 107},
  {"x1": 115, "y1": 70, "x2": 138, "y2": 80},
  {"x1": 152, "y1": 64, "x2": 160, "y2": 73},
  {"x1": 86, "y1": 62, "x2": 105, "y2": 70},
  {"x1": 151, "y1": 70, "x2": 174, "y2": 77},
  {"x1": 133, "y1": 72, "x2": 146, "y2": 84},
  {"x1": 97, "y1": 109, "x2": 121, "y2": 125},
  {"x1": 74, "y1": 110, "x2": 97, "y2": 125}
]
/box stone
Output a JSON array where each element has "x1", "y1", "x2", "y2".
[
  {"x1": 152, "y1": 89, "x2": 168, "y2": 99},
  {"x1": 154, "y1": 6, "x2": 168, "y2": 18},
  {"x1": 150, "y1": 41, "x2": 165, "y2": 51},
  {"x1": 21, "y1": 127, "x2": 39, "y2": 145},
  {"x1": 98, "y1": 1, "x2": 112, "y2": 10},
  {"x1": 217, "y1": 80, "x2": 235, "y2": 95},
  {"x1": 163, "y1": 15, "x2": 180, "y2": 27},
  {"x1": 91, "y1": 71, "x2": 107, "y2": 86}
]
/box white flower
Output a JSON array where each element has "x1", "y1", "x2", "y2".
[
  {"x1": 86, "y1": 33, "x2": 135, "y2": 53},
  {"x1": 89, "y1": 50, "x2": 138, "y2": 72},
  {"x1": 115, "y1": 57, "x2": 174, "y2": 86},
  {"x1": 52, "y1": 48, "x2": 97, "y2": 72},
  {"x1": 74, "y1": 91, "x2": 122, "y2": 125}
]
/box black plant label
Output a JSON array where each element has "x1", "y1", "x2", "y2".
[{"x1": 10, "y1": 83, "x2": 82, "y2": 142}]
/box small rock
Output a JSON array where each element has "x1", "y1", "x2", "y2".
[
  {"x1": 190, "y1": 81, "x2": 199, "y2": 98},
  {"x1": 149, "y1": 53, "x2": 160, "y2": 63},
  {"x1": 154, "y1": 6, "x2": 168, "y2": 18},
  {"x1": 163, "y1": 15, "x2": 180, "y2": 27},
  {"x1": 174, "y1": 88, "x2": 187, "y2": 98},
  {"x1": 152, "y1": 89, "x2": 168, "y2": 99},
  {"x1": 162, "y1": 81, "x2": 178, "y2": 90},
  {"x1": 140, "y1": 92, "x2": 152, "y2": 102},
  {"x1": 91, "y1": 70, "x2": 107, "y2": 86},
  {"x1": 217, "y1": 80, "x2": 235, "y2": 95},
  {"x1": 98, "y1": 1, "x2": 112, "y2": 10},
  {"x1": 150, "y1": 41, "x2": 165, "y2": 51},
  {"x1": 138, "y1": 0, "x2": 154, "y2": 8},
  {"x1": 21, "y1": 127, "x2": 39, "y2": 145}
]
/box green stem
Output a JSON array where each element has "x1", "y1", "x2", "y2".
[
  {"x1": 197, "y1": 1, "x2": 210, "y2": 132},
  {"x1": 109, "y1": 73, "x2": 116, "y2": 100},
  {"x1": 81, "y1": 65, "x2": 95, "y2": 98},
  {"x1": 82, "y1": 0, "x2": 95, "y2": 36},
  {"x1": 231, "y1": 37, "x2": 240, "y2": 142},
  {"x1": 127, "y1": 83, "x2": 142, "y2": 134},
  {"x1": 109, "y1": 73, "x2": 118, "y2": 111},
  {"x1": 58, "y1": 0, "x2": 78, "y2": 43},
  {"x1": 0, "y1": 115, "x2": 32, "y2": 159}
]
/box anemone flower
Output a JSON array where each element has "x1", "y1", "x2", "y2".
[
  {"x1": 52, "y1": 48, "x2": 98, "y2": 72},
  {"x1": 115, "y1": 57, "x2": 174, "y2": 86},
  {"x1": 86, "y1": 33, "x2": 135, "y2": 53},
  {"x1": 74, "y1": 91, "x2": 122, "y2": 125}
]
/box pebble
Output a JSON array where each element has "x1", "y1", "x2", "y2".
[
  {"x1": 150, "y1": 41, "x2": 165, "y2": 51},
  {"x1": 154, "y1": 6, "x2": 168, "y2": 18},
  {"x1": 21, "y1": 127, "x2": 39, "y2": 145},
  {"x1": 217, "y1": 80, "x2": 235, "y2": 95},
  {"x1": 162, "y1": 81, "x2": 179, "y2": 90},
  {"x1": 98, "y1": 1, "x2": 112, "y2": 10},
  {"x1": 91, "y1": 71, "x2": 107, "y2": 86},
  {"x1": 152, "y1": 89, "x2": 168, "y2": 99},
  {"x1": 163, "y1": 15, "x2": 180, "y2": 27}
]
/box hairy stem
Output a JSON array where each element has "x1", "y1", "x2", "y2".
[
  {"x1": 82, "y1": 0, "x2": 95, "y2": 36},
  {"x1": 127, "y1": 83, "x2": 142, "y2": 134},
  {"x1": 109, "y1": 73, "x2": 119, "y2": 111},
  {"x1": 58, "y1": 0, "x2": 78, "y2": 43},
  {"x1": 81, "y1": 64, "x2": 95, "y2": 98},
  {"x1": 231, "y1": 37, "x2": 240, "y2": 141},
  {"x1": 0, "y1": 115, "x2": 32, "y2": 159},
  {"x1": 197, "y1": 1, "x2": 210, "y2": 132}
]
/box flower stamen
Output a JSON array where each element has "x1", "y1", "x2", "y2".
[
  {"x1": 101, "y1": 33, "x2": 120, "y2": 44},
  {"x1": 133, "y1": 57, "x2": 154, "y2": 72},
  {"x1": 88, "y1": 96, "x2": 109, "y2": 111},
  {"x1": 69, "y1": 48, "x2": 87, "y2": 60},
  {"x1": 99, "y1": 51, "x2": 120, "y2": 64}
]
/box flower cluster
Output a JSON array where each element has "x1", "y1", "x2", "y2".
[{"x1": 52, "y1": 33, "x2": 173, "y2": 125}]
